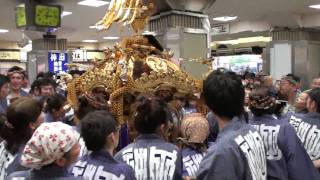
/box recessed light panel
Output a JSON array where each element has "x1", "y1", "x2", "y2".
[
  {"x1": 213, "y1": 16, "x2": 238, "y2": 22},
  {"x1": 82, "y1": 40, "x2": 98, "y2": 43},
  {"x1": 61, "y1": 11, "x2": 72, "y2": 17},
  {"x1": 78, "y1": 0, "x2": 109, "y2": 7},
  {"x1": 309, "y1": 4, "x2": 320, "y2": 9},
  {"x1": 0, "y1": 29, "x2": 9, "y2": 33},
  {"x1": 103, "y1": 36, "x2": 120, "y2": 40}
]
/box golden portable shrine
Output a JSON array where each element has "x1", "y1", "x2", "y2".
[
  {"x1": 67, "y1": 35, "x2": 204, "y2": 123},
  {"x1": 66, "y1": 0, "x2": 208, "y2": 143}
]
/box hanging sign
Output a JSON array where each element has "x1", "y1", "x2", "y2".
[
  {"x1": 72, "y1": 49, "x2": 87, "y2": 62},
  {"x1": 48, "y1": 52, "x2": 68, "y2": 73},
  {"x1": 212, "y1": 23, "x2": 230, "y2": 35},
  {"x1": 0, "y1": 50, "x2": 20, "y2": 60}
]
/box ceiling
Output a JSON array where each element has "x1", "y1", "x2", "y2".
[{"x1": 0, "y1": 0, "x2": 320, "y2": 42}]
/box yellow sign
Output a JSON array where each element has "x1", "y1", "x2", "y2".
[
  {"x1": 0, "y1": 51, "x2": 20, "y2": 60},
  {"x1": 71, "y1": 50, "x2": 105, "y2": 62},
  {"x1": 87, "y1": 51, "x2": 105, "y2": 60}
]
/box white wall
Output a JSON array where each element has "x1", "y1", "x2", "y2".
[
  {"x1": 308, "y1": 43, "x2": 320, "y2": 81},
  {"x1": 68, "y1": 42, "x2": 99, "y2": 50},
  {"x1": 301, "y1": 13, "x2": 320, "y2": 28},
  {"x1": 270, "y1": 43, "x2": 292, "y2": 80},
  {"x1": 229, "y1": 21, "x2": 272, "y2": 34},
  {"x1": 98, "y1": 41, "x2": 117, "y2": 50},
  {"x1": 68, "y1": 41, "x2": 117, "y2": 50}
]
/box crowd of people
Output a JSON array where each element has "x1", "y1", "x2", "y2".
[{"x1": 0, "y1": 65, "x2": 320, "y2": 180}]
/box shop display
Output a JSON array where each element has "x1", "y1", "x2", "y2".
[{"x1": 213, "y1": 54, "x2": 263, "y2": 75}]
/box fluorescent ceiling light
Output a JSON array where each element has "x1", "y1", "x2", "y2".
[
  {"x1": 213, "y1": 36, "x2": 272, "y2": 45},
  {"x1": 78, "y1": 0, "x2": 109, "y2": 7},
  {"x1": 309, "y1": 4, "x2": 320, "y2": 9},
  {"x1": 82, "y1": 40, "x2": 98, "y2": 43},
  {"x1": 103, "y1": 36, "x2": 120, "y2": 40},
  {"x1": 89, "y1": 25, "x2": 104, "y2": 29},
  {"x1": 142, "y1": 31, "x2": 156, "y2": 35},
  {"x1": 213, "y1": 16, "x2": 238, "y2": 22},
  {"x1": 0, "y1": 29, "x2": 9, "y2": 33},
  {"x1": 61, "y1": 11, "x2": 72, "y2": 17}
]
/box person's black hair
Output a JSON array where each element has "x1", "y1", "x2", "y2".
[
  {"x1": 154, "y1": 91, "x2": 174, "y2": 103},
  {"x1": 7, "y1": 66, "x2": 23, "y2": 73},
  {"x1": 68, "y1": 70, "x2": 76, "y2": 75},
  {"x1": 36, "y1": 72, "x2": 55, "y2": 79},
  {"x1": 0, "y1": 74, "x2": 9, "y2": 89},
  {"x1": 286, "y1": 73, "x2": 294, "y2": 77},
  {"x1": 80, "y1": 71, "x2": 86, "y2": 75},
  {"x1": 0, "y1": 97, "x2": 42, "y2": 154},
  {"x1": 69, "y1": 70, "x2": 83, "y2": 77},
  {"x1": 286, "y1": 73, "x2": 300, "y2": 83},
  {"x1": 203, "y1": 68, "x2": 245, "y2": 119},
  {"x1": 134, "y1": 95, "x2": 169, "y2": 134},
  {"x1": 44, "y1": 94, "x2": 66, "y2": 113},
  {"x1": 75, "y1": 93, "x2": 108, "y2": 121},
  {"x1": 76, "y1": 96, "x2": 96, "y2": 120},
  {"x1": 36, "y1": 72, "x2": 44, "y2": 79},
  {"x1": 242, "y1": 71, "x2": 249, "y2": 80},
  {"x1": 206, "y1": 112, "x2": 219, "y2": 143},
  {"x1": 7, "y1": 66, "x2": 25, "y2": 79},
  {"x1": 249, "y1": 86, "x2": 275, "y2": 116},
  {"x1": 245, "y1": 72, "x2": 256, "y2": 80},
  {"x1": 30, "y1": 79, "x2": 41, "y2": 94},
  {"x1": 81, "y1": 110, "x2": 118, "y2": 151},
  {"x1": 308, "y1": 87, "x2": 320, "y2": 113},
  {"x1": 143, "y1": 35, "x2": 163, "y2": 52},
  {"x1": 293, "y1": 76, "x2": 300, "y2": 83},
  {"x1": 38, "y1": 78, "x2": 57, "y2": 88}
]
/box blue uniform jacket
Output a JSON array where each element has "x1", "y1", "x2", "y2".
[
  {"x1": 182, "y1": 146, "x2": 205, "y2": 179},
  {"x1": 197, "y1": 117, "x2": 267, "y2": 180},
  {"x1": 250, "y1": 114, "x2": 320, "y2": 180},
  {"x1": 115, "y1": 134, "x2": 182, "y2": 180},
  {"x1": 6, "y1": 164, "x2": 83, "y2": 180},
  {"x1": 289, "y1": 112, "x2": 320, "y2": 161},
  {"x1": 0, "y1": 98, "x2": 7, "y2": 115},
  {"x1": 72, "y1": 150, "x2": 136, "y2": 180}
]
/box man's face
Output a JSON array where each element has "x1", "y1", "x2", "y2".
[
  {"x1": 0, "y1": 83, "x2": 9, "y2": 99},
  {"x1": 311, "y1": 79, "x2": 320, "y2": 89},
  {"x1": 263, "y1": 76, "x2": 273, "y2": 87},
  {"x1": 40, "y1": 85, "x2": 55, "y2": 97},
  {"x1": 280, "y1": 80, "x2": 294, "y2": 96},
  {"x1": 10, "y1": 73, "x2": 24, "y2": 91},
  {"x1": 73, "y1": 74, "x2": 80, "y2": 78},
  {"x1": 23, "y1": 78, "x2": 29, "y2": 88},
  {"x1": 157, "y1": 90, "x2": 173, "y2": 102},
  {"x1": 295, "y1": 93, "x2": 308, "y2": 110}
]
